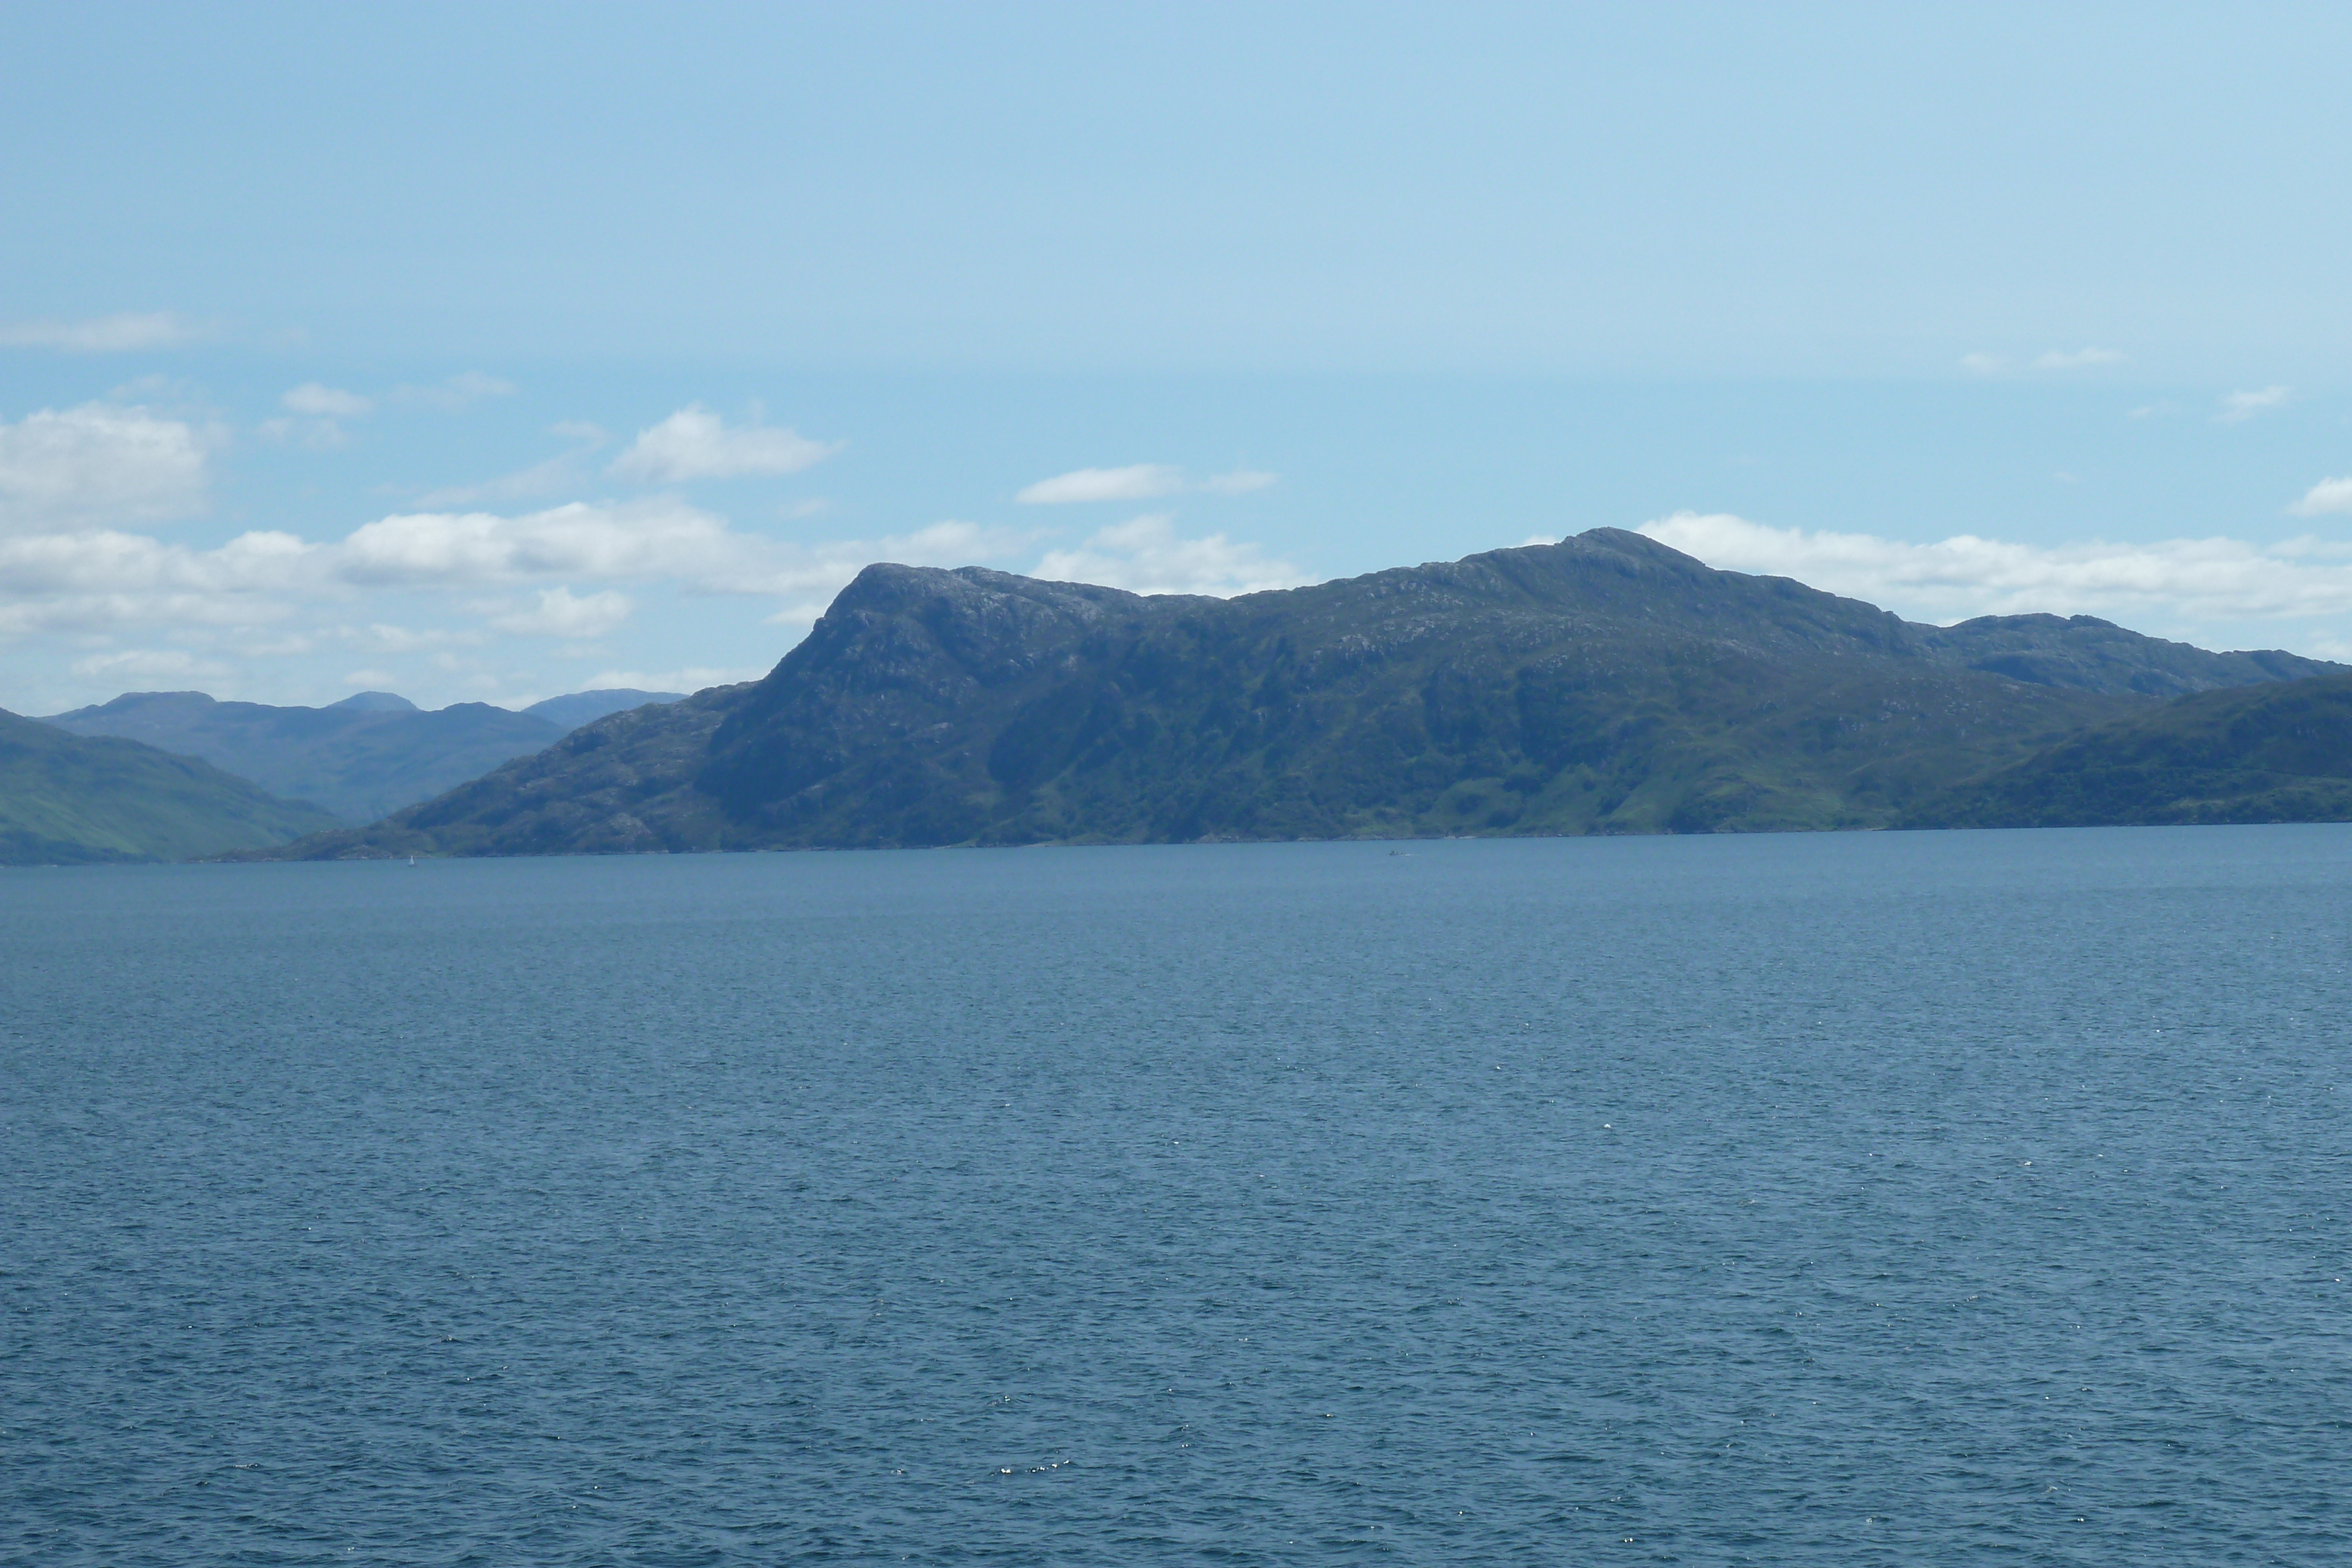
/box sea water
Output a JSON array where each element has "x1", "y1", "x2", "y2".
[{"x1": 5, "y1": 828, "x2": 2350, "y2": 1564}]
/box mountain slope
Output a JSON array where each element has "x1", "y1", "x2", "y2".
[
  {"x1": 1903, "y1": 673, "x2": 2352, "y2": 827},
  {"x1": 522, "y1": 688, "x2": 686, "y2": 731},
  {"x1": 1, "y1": 708, "x2": 339, "y2": 864},
  {"x1": 42, "y1": 692, "x2": 564, "y2": 823}
]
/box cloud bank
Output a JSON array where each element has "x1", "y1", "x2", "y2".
[
  {"x1": 1638, "y1": 510, "x2": 2352, "y2": 630},
  {"x1": 0, "y1": 402, "x2": 214, "y2": 533},
  {"x1": 0, "y1": 313, "x2": 199, "y2": 352},
  {"x1": 1035, "y1": 514, "x2": 1307, "y2": 597},
  {"x1": 2217, "y1": 386, "x2": 2291, "y2": 423}
]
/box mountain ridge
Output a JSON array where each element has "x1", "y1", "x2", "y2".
[
  {"x1": 249, "y1": 529, "x2": 2346, "y2": 858},
  {"x1": 41, "y1": 693, "x2": 565, "y2": 824}
]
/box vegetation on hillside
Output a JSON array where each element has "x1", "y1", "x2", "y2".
[
  {"x1": 1904, "y1": 673, "x2": 2352, "y2": 827},
  {"x1": 1, "y1": 710, "x2": 339, "y2": 864}
]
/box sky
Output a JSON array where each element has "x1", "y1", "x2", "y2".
[{"x1": 4, "y1": 2, "x2": 2350, "y2": 714}]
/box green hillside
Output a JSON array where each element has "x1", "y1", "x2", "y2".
[
  {"x1": 1904, "y1": 673, "x2": 2352, "y2": 828},
  {"x1": 0, "y1": 708, "x2": 338, "y2": 864}
]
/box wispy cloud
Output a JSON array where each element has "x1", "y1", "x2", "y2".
[
  {"x1": 1960, "y1": 348, "x2": 2126, "y2": 375},
  {"x1": 2289, "y1": 477, "x2": 2352, "y2": 517},
  {"x1": 1018, "y1": 464, "x2": 1184, "y2": 503},
  {"x1": 1638, "y1": 510, "x2": 2352, "y2": 629},
  {"x1": 1017, "y1": 464, "x2": 1278, "y2": 504},
  {"x1": 388, "y1": 372, "x2": 517, "y2": 412},
  {"x1": 282, "y1": 383, "x2": 373, "y2": 418},
  {"x1": 69, "y1": 647, "x2": 229, "y2": 681},
  {"x1": 0, "y1": 313, "x2": 202, "y2": 352},
  {"x1": 1034, "y1": 514, "x2": 1308, "y2": 597},
  {"x1": 415, "y1": 428, "x2": 612, "y2": 508},
  {"x1": 2217, "y1": 386, "x2": 2291, "y2": 423},
  {"x1": 609, "y1": 404, "x2": 839, "y2": 484}
]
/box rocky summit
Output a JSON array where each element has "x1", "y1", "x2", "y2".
[{"x1": 252, "y1": 529, "x2": 2346, "y2": 857}]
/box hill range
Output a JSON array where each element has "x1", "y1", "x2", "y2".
[
  {"x1": 242, "y1": 529, "x2": 2352, "y2": 860},
  {"x1": 41, "y1": 687, "x2": 681, "y2": 824}
]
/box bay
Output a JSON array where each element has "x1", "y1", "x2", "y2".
[{"x1": 5, "y1": 827, "x2": 2350, "y2": 1564}]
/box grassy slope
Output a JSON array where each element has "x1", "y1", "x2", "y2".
[
  {"x1": 0, "y1": 709, "x2": 340, "y2": 863},
  {"x1": 1903, "y1": 673, "x2": 2352, "y2": 827}
]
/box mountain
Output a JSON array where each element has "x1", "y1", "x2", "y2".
[
  {"x1": 41, "y1": 692, "x2": 564, "y2": 824},
  {"x1": 1, "y1": 708, "x2": 338, "y2": 864},
  {"x1": 1912, "y1": 614, "x2": 2334, "y2": 696},
  {"x1": 1903, "y1": 673, "x2": 2352, "y2": 828},
  {"x1": 522, "y1": 688, "x2": 686, "y2": 731},
  {"x1": 252, "y1": 529, "x2": 2341, "y2": 858}
]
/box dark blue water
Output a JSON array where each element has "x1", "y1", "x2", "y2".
[{"x1": 6, "y1": 828, "x2": 2351, "y2": 1565}]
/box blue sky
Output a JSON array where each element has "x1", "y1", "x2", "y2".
[{"x1": 4, "y1": 2, "x2": 2350, "y2": 711}]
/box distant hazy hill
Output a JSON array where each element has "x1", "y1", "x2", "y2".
[
  {"x1": 250, "y1": 529, "x2": 2344, "y2": 858},
  {"x1": 1, "y1": 708, "x2": 338, "y2": 864},
  {"x1": 522, "y1": 688, "x2": 684, "y2": 731},
  {"x1": 42, "y1": 691, "x2": 564, "y2": 824},
  {"x1": 1905, "y1": 673, "x2": 2352, "y2": 827}
]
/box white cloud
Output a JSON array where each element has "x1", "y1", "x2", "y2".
[
  {"x1": 1638, "y1": 509, "x2": 2352, "y2": 627},
  {"x1": 608, "y1": 405, "x2": 839, "y2": 483},
  {"x1": 487, "y1": 586, "x2": 633, "y2": 639},
  {"x1": 282, "y1": 383, "x2": 372, "y2": 417},
  {"x1": 0, "y1": 402, "x2": 214, "y2": 533},
  {"x1": 2034, "y1": 347, "x2": 2126, "y2": 370},
  {"x1": 337, "y1": 500, "x2": 744, "y2": 587},
  {"x1": 0, "y1": 530, "x2": 317, "y2": 646},
  {"x1": 1016, "y1": 464, "x2": 1279, "y2": 503},
  {"x1": 2289, "y1": 477, "x2": 2352, "y2": 517},
  {"x1": 0, "y1": 313, "x2": 199, "y2": 352},
  {"x1": 1958, "y1": 353, "x2": 2004, "y2": 375},
  {"x1": 1033, "y1": 514, "x2": 1308, "y2": 598},
  {"x1": 1017, "y1": 464, "x2": 1185, "y2": 504},
  {"x1": 2217, "y1": 386, "x2": 2291, "y2": 423}
]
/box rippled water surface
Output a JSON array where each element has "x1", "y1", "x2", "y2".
[{"x1": 6, "y1": 828, "x2": 2352, "y2": 1564}]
